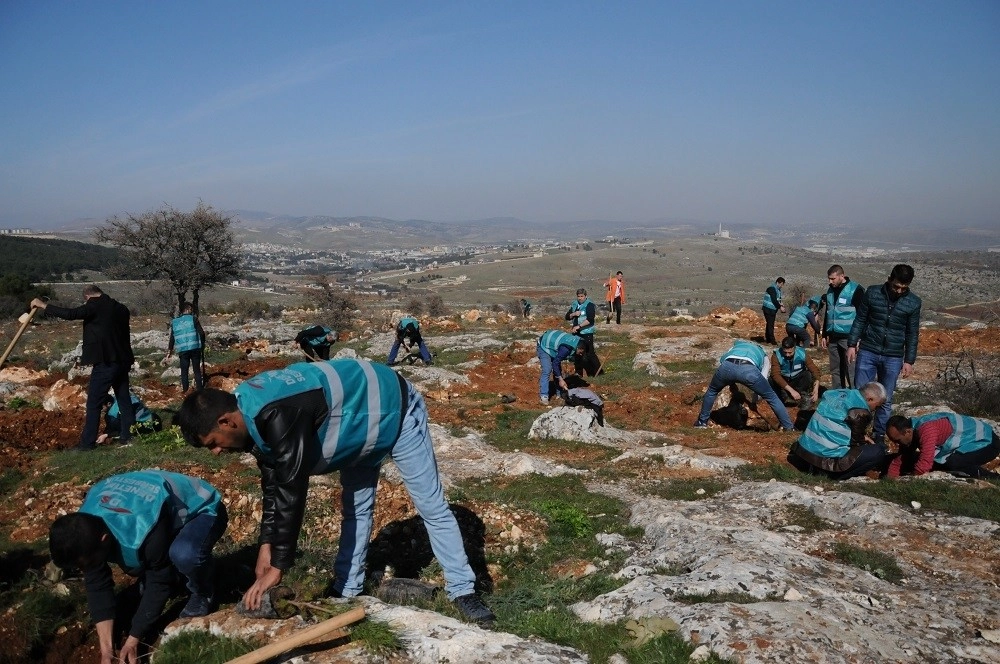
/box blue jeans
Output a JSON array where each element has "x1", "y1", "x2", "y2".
[
  {"x1": 537, "y1": 344, "x2": 554, "y2": 399},
  {"x1": 696, "y1": 360, "x2": 794, "y2": 430},
  {"x1": 82, "y1": 362, "x2": 133, "y2": 448},
  {"x1": 388, "y1": 339, "x2": 432, "y2": 364},
  {"x1": 333, "y1": 383, "x2": 476, "y2": 600},
  {"x1": 853, "y1": 350, "x2": 904, "y2": 438},
  {"x1": 169, "y1": 504, "x2": 228, "y2": 596}
]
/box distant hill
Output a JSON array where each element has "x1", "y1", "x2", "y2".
[{"x1": 0, "y1": 235, "x2": 118, "y2": 282}]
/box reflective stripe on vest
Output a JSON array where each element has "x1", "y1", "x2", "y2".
[
  {"x1": 538, "y1": 330, "x2": 581, "y2": 357},
  {"x1": 570, "y1": 299, "x2": 595, "y2": 335},
  {"x1": 171, "y1": 315, "x2": 201, "y2": 352},
  {"x1": 80, "y1": 470, "x2": 220, "y2": 571},
  {"x1": 913, "y1": 413, "x2": 994, "y2": 464},
  {"x1": 798, "y1": 389, "x2": 868, "y2": 458},
  {"x1": 773, "y1": 346, "x2": 807, "y2": 378},
  {"x1": 235, "y1": 360, "x2": 402, "y2": 473},
  {"x1": 787, "y1": 305, "x2": 811, "y2": 328},
  {"x1": 721, "y1": 340, "x2": 766, "y2": 369},
  {"x1": 824, "y1": 281, "x2": 859, "y2": 335},
  {"x1": 762, "y1": 283, "x2": 782, "y2": 310}
]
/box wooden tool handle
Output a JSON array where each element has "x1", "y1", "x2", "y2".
[
  {"x1": 224, "y1": 606, "x2": 366, "y2": 664},
  {"x1": 0, "y1": 306, "x2": 38, "y2": 369}
]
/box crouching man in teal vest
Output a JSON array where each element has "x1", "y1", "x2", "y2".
[
  {"x1": 49, "y1": 471, "x2": 227, "y2": 664},
  {"x1": 694, "y1": 340, "x2": 795, "y2": 431},
  {"x1": 176, "y1": 359, "x2": 496, "y2": 626},
  {"x1": 886, "y1": 412, "x2": 1000, "y2": 479},
  {"x1": 537, "y1": 330, "x2": 586, "y2": 405},
  {"x1": 787, "y1": 382, "x2": 887, "y2": 480}
]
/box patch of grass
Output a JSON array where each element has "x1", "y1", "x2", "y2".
[
  {"x1": 5, "y1": 396, "x2": 42, "y2": 410},
  {"x1": 38, "y1": 428, "x2": 236, "y2": 486},
  {"x1": 673, "y1": 590, "x2": 776, "y2": 604},
  {"x1": 534, "y1": 500, "x2": 594, "y2": 538},
  {"x1": 0, "y1": 581, "x2": 88, "y2": 663},
  {"x1": 426, "y1": 348, "x2": 474, "y2": 366},
  {"x1": 832, "y1": 542, "x2": 904, "y2": 584},
  {"x1": 735, "y1": 460, "x2": 809, "y2": 484},
  {"x1": 625, "y1": 631, "x2": 732, "y2": 664},
  {"x1": 154, "y1": 631, "x2": 258, "y2": 664},
  {"x1": 0, "y1": 468, "x2": 25, "y2": 497},
  {"x1": 774, "y1": 504, "x2": 836, "y2": 534},
  {"x1": 483, "y1": 409, "x2": 538, "y2": 452},
  {"x1": 350, "y1": 617, "x2": 404, "y2": 656},
  {"x1": 645, "y1": 476, "x2": 731, "y2": 501}
]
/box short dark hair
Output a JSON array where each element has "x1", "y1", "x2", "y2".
[
  {"x1": 616, "y1": 271, "x2": 623, "y2": 276},
  {"x1": 775, "y1": 277, "x2": 785, "y2": 284},
  {"x1": 827, "y1": 265, "x2": 844, "y2": 276},
  {"x1": 780, "y1": 336, "x2": 797, "y2": 349},
  {"x1": 181, "y1": 302, "x2": 194, "y2": 313},
  {"x1": 576, "y1": 288, "x2": 587, "y2": 296},
  {"x1": 83, "y1": 284, "x2": 103, "y2": 297},
  {"x1": 176, "y1": 388, "x2": 237, "y2": 447},
  {"x1": 886, "y1": 414, "x2": 913, "y2": 433},
  {"x1": 890, "y1": 264, "x2": 915, "y2": 285},
  {"x1": 49, "y1": 513, "x2": 107, "y2": 569}
]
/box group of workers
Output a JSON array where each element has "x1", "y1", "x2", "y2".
[{"x1": 30, "y1": 259, "x2": 996, "y2": 662}]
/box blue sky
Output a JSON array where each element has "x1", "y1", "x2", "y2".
[{"x1": 1, "y1": 1, "x2": 998, "y2": 229}]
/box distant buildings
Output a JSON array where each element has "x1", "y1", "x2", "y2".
[
  {"x1": 715, "y1": 223, "x2": 730, "y2": 239},
  {"x1": 0, "y1": 228, "x2": 32, "y2": 235}
]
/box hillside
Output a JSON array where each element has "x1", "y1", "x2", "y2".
[
  {"x1": 0, "y1": 304, "x2": 998, "y2": 662},
  {"x1": 0, "y1": 235, "x2": 118, "y2": 282}
]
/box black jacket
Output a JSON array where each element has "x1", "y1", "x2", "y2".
[
  {"x1": 848, "y1": 283, "x2": 922, "y2": 364},
  {"x1": 45, "y1": 293, "x2": 134, "y2": 366}
]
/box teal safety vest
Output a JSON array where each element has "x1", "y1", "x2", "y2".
[
  {"x1": 787, "y1": 305, "x2": 811, "y2": 328},
  {"x1": 170, "y1": 314, "x2": 202, "y2": 352},
  {"x1": 80, "y1": 470, "x2": 220, "y2": 572},
  {"x1": 824, "y1": 281, "x2": 859, "y2": 335},
  {"x1": 235, "y1": 360, "x2": 403, "y2": 473},
  {"x1": 762, "y1": 283, "x2": 783, "y2": 310},
  {"x1": 398, "y1": 317, "x2": 419, "y2": 332},
  {"x1": 569, "y1": 298, "x2": 595, "y2": 335},
  {"x1": 721, "y1": 340, "x2": 766, "y2": 369},
  {"x1": 773, "y1": 346, "x2": 807, "y2": 378},
  {"x1": 307, "y1": 327, "x2": 333, "y2": 348},
  {"x1": 108, "y1": 393, "x2": 153, "y2": 424},
  {"x1": 913, "y1": 413, "x2": 994, "y2": 464},
  {"x1": 538, "y1": 330, "x2": 581, "y2": 358},
  {"x1": 798, "y1": 389, "x2": 868, "y2": 458}
]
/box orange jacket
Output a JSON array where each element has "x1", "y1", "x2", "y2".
[{"x1": 604, "y1": 275, "x2": 626, "y2": 304}]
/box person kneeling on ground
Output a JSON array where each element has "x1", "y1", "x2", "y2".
[
  {"x1": 563, "y1": 376, "x2": 605, "y2": 426},
  {"x1": 787, "y1": 382, "x2": 887, "y2": 480},
  {"x1": 49, "y1": 470, "x2": 227, "y2": 664},
  {"x1": 769, "y1": 336, "x2": 821, "y2": 409},
  {"x1": 886, "y1": 412, "x2": 1000, "y2": 479},
  {"x1": 388, "y1": 317, "x2": 432, "y2": 366},
  {"x1": 97, "y1": 391, "x2": 162, "y2": 444},
  {"x1": 693, "y1": 339, "x2": 795, "y2": 431},
  {"x1": 176, "y1": 358, "x2": 496, "y2": 626}
]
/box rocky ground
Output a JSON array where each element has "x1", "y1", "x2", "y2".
[{"x1": 1, "y1": 307, "x2": 999, "y2": 663}]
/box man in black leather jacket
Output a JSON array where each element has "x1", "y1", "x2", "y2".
[{"x1": 33, "y1": 284, "x2": 135, "y2": 450}]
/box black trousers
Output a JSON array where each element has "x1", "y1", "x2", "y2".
[{"x1": 762, "y1": 307, "x2": 778, "y2": 344}]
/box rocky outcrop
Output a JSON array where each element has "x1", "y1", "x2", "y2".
[{"x1": 572, "y1": 480, "x2": 1000, "y2": 663}]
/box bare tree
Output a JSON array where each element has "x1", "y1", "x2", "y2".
[{"x1": 95, "y1": 202, "x2": 245, "y2": 314}]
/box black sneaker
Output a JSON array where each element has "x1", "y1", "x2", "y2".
[
  {"x1": 179, "y1": 593, "x2": 213, "y2": 618},
  {"x1": 453, "y1": 594, "x2": 495, "y2": 627}
]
